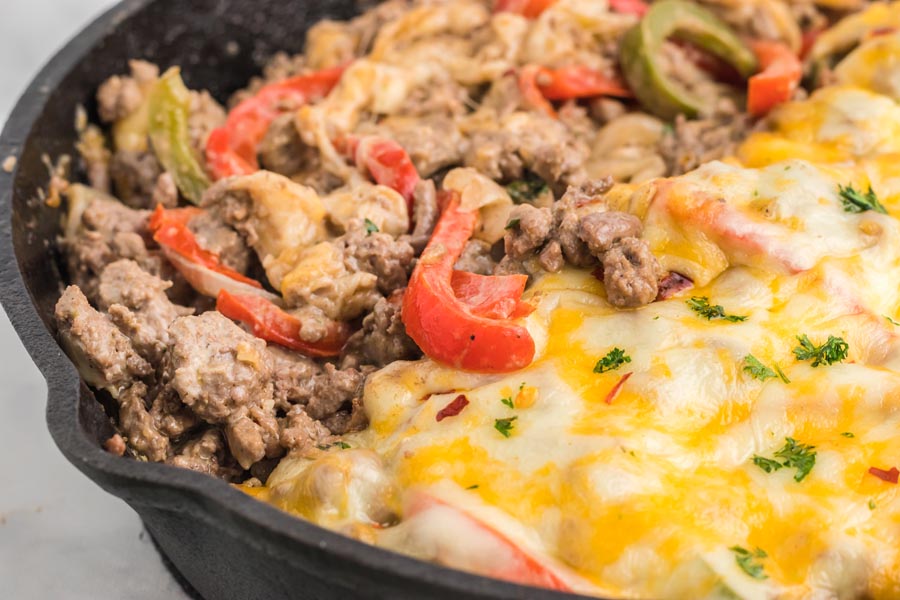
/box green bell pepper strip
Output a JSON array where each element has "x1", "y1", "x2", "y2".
[
  {"x1": 619, "y1": 0, "x2": 758, "y2": 120},
  {"x1": 147, "y1": 67, "x2": 211, "y2": 205}
]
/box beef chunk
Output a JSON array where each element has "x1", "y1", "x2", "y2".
[
  {"x1": 259, "y1": 112, "x2": 307, "y2": 177},
  {"x1": 168, "y1": 429, "x2": 230, "y2": 478},
  {"x1": 268, "y1": 345, "x2": 319, "y2": 411},
  {"x1": 504, "y1": 205, "x2": 553, "y2": 260},
  {"x1": 96, "y1": 60, "x2": 158, "y2": 123},
  {"x1": 109, "y1": 150, "x2": 163, "y2": 209},
  {"x1": 187, "y1": 90, "x2": 226, "y2": 156},
  {"x1": 659, "y1": 110, "x2": 750, "y2": 176},
  {"x1": 403, "y1": 179, "x2": 439, "y2": 254},
  {"x1": 306, "y1": 364, "x2": 367, "y2": 422},
  {"x1": 338, "y1": 225, "x2": 415, "y2": 296},
  {"x1": 280, "y1": 406, "x2": 332, "y2": 452},
  {"x1": 342, "y1": 293, "x2": 421, "y2": 369},
  {"x1": 188, "y1": 211, "x2": 250, "y2": 274},
  {"x1": 455, "y1": 239, "x2": 496, "y2": 275},
  {"x1": 578, "y1": 212, "x2": 643, "y2": 256},
  {"x1": 98, "y1": 260, "x2": 192, "y2": 363},
  {"x1": 119, "y1": 381, "x2": 169, "y2": 462},
  {"x1": 165, "y1": 312, "x2": 273, "y2": 424},
  {"x1": 55, "y1": 285, "x2": 152, "y2": 394},
  {"x1": 602, "y1": 238, "x2": 663, "y2": 308}
]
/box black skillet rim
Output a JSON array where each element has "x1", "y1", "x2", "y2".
[{"x1": 0, "y1": 1, "x2": 597, "y2": 598}]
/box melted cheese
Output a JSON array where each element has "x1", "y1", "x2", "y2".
[{"x1": 256, "y1": 19, "x2": 900, "y2": 600}]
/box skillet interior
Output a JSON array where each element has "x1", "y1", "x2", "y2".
[{"x1": 0, "y1": 0, "x2": 600, "y2": 598}]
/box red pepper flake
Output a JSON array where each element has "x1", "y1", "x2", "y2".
[
  {"x1": 436, "y1": 394, "x2": 470, "y2": 422},
  {"x1": 868, "y1": 466, "x2": 899, "y2": 484},
  {"x1": 604, "y1": 372, "x2": 633, "y2": 405}
]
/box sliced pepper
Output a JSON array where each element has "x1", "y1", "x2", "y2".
[
  {"x1": 402, "y1": 193, "x2": 535, "y2": 373},
  {"x1": 493, "y1": 0, "x2": 557, "y2": 19},
  {"x1": 535, "y1": 65, "x2": 633, "y2": 101},
  {"x1": 609, "y1": 0, "x2": 649, "y2": 16},
  {"x1": 747, "y1": 40, "x2": 802, "y2": 117},
  {"x1": 451, "y1": 271, "x2": 535, "y2": 320},
  {"x1": 206, "y1": 65, "x2": 346, "y2": 180},
  {"x1": 518, "y1": 66, "x2": 557, "y2": 117},
  {"x1": 619, "y1": 0, "x2": 758, "y2": 120},
  {"x1": 216, "y1": 290, "x2": 350, "y2": 357},
  {"x1": 336, "y1": 135, "x2": 421, "y2": 219},
  {"x1": 149, "y1": 205, "x2": 261, "y2": 289},
  {"x1": 148, "y1": 68, "x2": 212, "y2": 204}
]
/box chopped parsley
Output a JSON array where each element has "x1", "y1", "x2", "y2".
[
  {"x1": 506, "y1": 173, "x2": 548, "y2": 204},
  {"x1": 505, "y1": 218, "x2": 521, "y2": 230},
  {"x1": 886, "y1": 315, "x2": 900, "y2": 327},
  {"x1": 869, "y1": 499, "x2": 877, "y2": 510},
  {"x1": 729, "y1": 546, "x2": 768, "y2": 580},
  {"x1": 838, "y1": 184, "x2": 887, "y2": 215},
  {"x1": 594, "y1": 347, "x2": 632, "y2": 374},
  {"x1": 500, "y1": 395, "x2": 515, "y2": 409},
  {"x1": 466, "y1": 484, "x2": 480, "y2": 490},
  {"x1": 743, "y1": 355, "x2": 790, "y2": 384},
  {"x1": 841, "y1": 432, "x2": 855, "y2": 438},
  {"x1": 792, "y1": 334, "x2": 848, "y2": 367},
  {"x1": 686, "y1": 296, "x2": 748, "y2": 323},
  {"x1": 494, "y1": 416, "x2": 518, "y2": 438},
  {"x1": 752, "y1": 437, "x2": 817, "y2": 482},
  {"x1": 317, "y1": 441, "x2": 351, "y2": 450},
  {"x1": 364, "y1": 218, "x2": 379, "y2": 235}
]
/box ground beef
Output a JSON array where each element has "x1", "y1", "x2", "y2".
[
  {"x1": 268, "y1": 345, "x2": 319, "y2": 410},
  {"x1": 165, "y1": 312, "x2": 273, "y2": 424},
  {"x1": 504, "y1": 205, "x2": 553, "y2": 260},
  {"x1": 109, "y1": 150, "x2": 163, "y2": 209},
  {"x1": 119, "y1": 381, "x2": 170, "y2": 462},
  {"x1": 280, "y1": 405, "x2": 332, "y2": 453},
  {"x1": 98, "y1": 259, "x2": 193, "y2": 364},
  {"x1": 55, "y1": 285, "x2": 152, "y2": 394},
  {"x1": 188, "y1": 211, "x2": 251, "y2": 274},
  {"x1": 403, "y1": 179, "x2": 439, "y2": 254},
  {"x1": 305, "y1": 364, "x2": 367, "y2": 422},
  {"x1": 187, "y1": 90, "x2": 226, "y2": 157},
  {"x1": 359, "y1": 115, "x2": 465, "y2": 177},
  {"x1": 602, "y1": 238, "x2": 663, "y2": 308},
  {"x1": 659, "y1": 108, "x2": 751, "y2": 176},
  {"x1": 578, "y1": 211, "x2": 643, "y2": 256},
  {"x1": 464, "y1": 111, "x2": 589, "y2": 192},
  {"x1": 342, "y1": 292, "x2": 421, "y2": 369},
  {"x1": 149, "y1": 386, "x2": 199, "y2": 439},
  {"x1": 63, "y1": 194, "x2": 161, "y2": 301},
  {"x1": 455, "y1": 239, "x2": 496, "y2": 275},
  {"x1": 96, "y1": 60, "x2": 158, "y2": 123},
  {"x1": 168, "y1": 429, "x2": 231, "y2": 478},
  {"x1": 259, "y1": 113, "x2": 307, "y2": 177},
  {"x1": 338, "y1": 225, "x2": 415, "y2": 296},
  {"x1": 151, "y1": 172, "x2": 178, "y2": 209}
]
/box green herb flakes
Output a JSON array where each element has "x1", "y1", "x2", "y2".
[
  {"x1": 792, "y1": 334, "x2": 848, "y2": 367},
  {"x1": 838, "y1": 184, "x2": 887, "y2": 215},
  {"x1": 594, "y1": 348, "x2": 632, "y2": 374},
  {"x1": 729, "y1": 546, "x2": 768, "y2": 580},
  {"x1": 494, "y1": 416, "x2": 518, "y2": 438},
  {"x1": 687, "y1": 296, "x2": 748, "y2": 323}
]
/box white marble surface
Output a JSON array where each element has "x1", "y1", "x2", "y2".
[{"x1": 0, "y1": 1, "x2": 189, "y2": 598}]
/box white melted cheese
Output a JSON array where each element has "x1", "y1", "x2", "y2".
[{"x1": 256, "y1": 29, "x2": 900, "y2": 600}]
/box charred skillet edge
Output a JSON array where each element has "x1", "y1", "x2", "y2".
[{"x1": 0, "y1": 1, "x2": 595, "y2": 599}]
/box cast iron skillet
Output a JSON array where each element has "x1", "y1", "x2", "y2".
[{"x1": 0, "y1": 1, "x2": 603, "y2": 598}]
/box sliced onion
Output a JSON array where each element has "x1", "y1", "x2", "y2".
[{"x1": 162, "y1": 247, "x2": 282, "y2": 304}]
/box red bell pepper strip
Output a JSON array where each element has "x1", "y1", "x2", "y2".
[
  {"x1": 868, "y1": 466, "x2": 900, "y2": 484},
  {"x1": 609, "y1": 0, "x2": 649, "y2": 16},
  {"x1": 149, "y1": 205, "x2": 262, "y2": 288},
  {"x1": 604, "y1": 372, "x2": 633, "y2": 404},
  {"x1": 352, "y1": 136, "x2": 420, "y2": 216},
  {"x1": 747, "y1": 40, "x2": 802, "y2": 117},
  {"x1": 535, "y1": 65, "x2": 633, "y2": 101},
  {"x1": 216, "y1": 290, "x2": 350, "y2": 357},
  {"x1": 518, "y1": 66, "x2": 557, "y2": 117},
  {"x1": 451, "y1": 271, "x2": 534, "y2": 320},
  {"x1": 205, "y1": 65, "x2": 347, "y2": 180},
  {"x1": 402, "y1": 489, "x2": 574, "y2": 591},
  {"x1": 493, "y1": 0, "x2": 557, "y2": 19},
  {"x1": 402, "y1": 194, "x2": 535, "y2": 373},
  {"x1": 435, "y1": 394, "x2": 470, "y2": 422}
]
